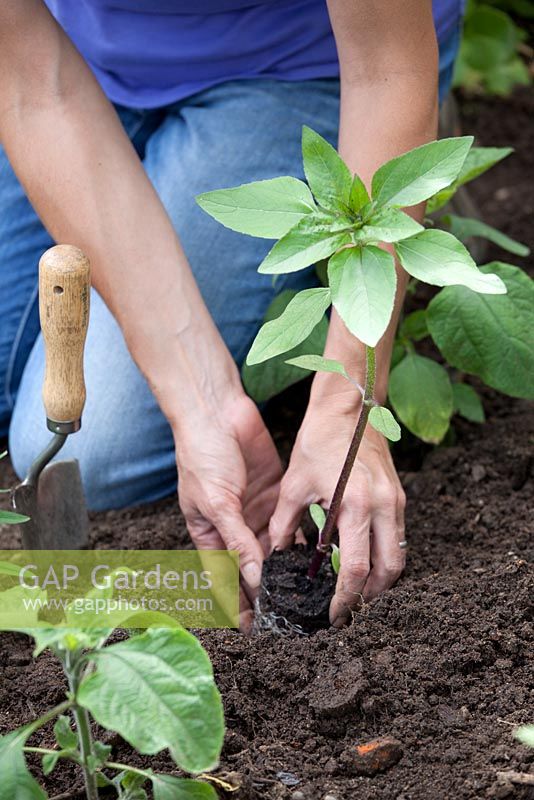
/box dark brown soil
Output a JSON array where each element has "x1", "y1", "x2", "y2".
[
  {"x1": 1, "y1": 88, "x2": 533, "y2": 800},
  {"x1": 259, "y1": 546, "x2": 337, "y2": 632}
]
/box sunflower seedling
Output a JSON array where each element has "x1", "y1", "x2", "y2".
[{"x1": 197, "y1": 127, "x2": 507, "y2": 577}]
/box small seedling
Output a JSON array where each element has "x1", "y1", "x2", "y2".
[
  {"x1": 330, "y1": 544, "x2": 340, "y2": 576},
  {"x1": 309, "y1": 503, "x2": 340, "y2": 574},
  {"x1": 198, "y1": 128, "x2": 511, "y2": 576},
  {"x1": 515, "y1": 725, "x2": 534, "y2": 748},
  {"x1": 0, "y1": 615, "x2": 223, "y2": 800}
]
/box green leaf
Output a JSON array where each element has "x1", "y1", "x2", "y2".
[
  {"x1": 353, "y1": 208, "x2": 423, "y2": 244},
  {"x1": 391, "y1": 340, "x2": 406, "y2": 370},
  {"x1": 331, "y1": 544, "x2": 340, "y2": 576},
  {"x1": 41, "y1": 753, "x2": 59, "y2": 778},
  {"x1": 452, "y1": 383, "x2": 485, "y2": 423},
  {"x1": 309, "y1": 504, "x2": 326, "y2": 532},
  {"x1": 368, "y1": 406, "x2": 401, "y2": 442},
  {"x1": 483, "y1": 58, "x2": 530, "y2": 94},
  {"x1": 42, "y1": 750, "x2": 76, "y2": 777},
  {"x1": 120, "y1": 771, "x2": 148, "y2": 792},
  {"x1": 399, "y1": 310, "x2": 428, "y2": 342},
  {"x1": 97, "y1": 772, "x2": 116, "y2": 789},
  {"x1": 0, "y1": 560, "x2": 28, "y2": 577},
  {"x1": 242, "y1": 291, "x2": 328, "y2": 403},
  {"x1": 0, "y1": 727, "x2": 47, "y2": 800},
  {"x1": 328, "y1": 246, "x2": 397, "y2": 347},
  {"x1": 349, "y1": 174, "x2": 370, "y2": 212},
  {"x1": 372, "y1": 137, "x2": 473, "y2": 208},
  {"x1": 152, "y1": 775, "x2": 217, "y2": 800},
  {"x1": 29, "y1": 627, "x2": 112, "y2": 658},
  {"x1": 116, "y1": 770, "x2": 149, "y2": 799},
  {"x1": 286, "y1": 355, "x2": 348, "y2": 379},
  {"x1": 452, "y1": 2, "x2": 530, "y2": 96},
  {"x1": 441, "y1": 214, "x2": 530, "y2": 257},
  {"x1": 124, "y1": 790, "x2": 147, "y2": 800},
  {"x1": 395, "y1": 229, "x2": 506, "y2": 294},
  {"x1": 427, "y1": 262, "x2": 534, "y2": 399},
  {"x1": 515, "y1": 725, "x2": 534, "y2": 749},
  {"x1": 427, "y1": 146, "x2": 513, "y2": 213},
  {"x1": 0, "y1": 510, "x2": 30, "y2": 525},
  {"x1": 389, "y1": 354, "x2": 453, "y2": 444},
  {"x1": 458, "y1": 147, "x2": 513, "y2": 186},
  {"x1": 258, "y1": 213, "x2": 351, "y2": 275},
  {"x1": 302, "y1": 126, "x2": 352, "y2": 211},
  {"x1": 77, "y1": 628, "x2": 224, "y2": 774},
  {"x1": 53, "y1": 716, "x2": 77, "y2": 750},
  {"x1": 247, "y1": 288, "x2": 331, "y2": 365},
  {"x1": 87, "y1": 741, "x2": 112, "y2": 771},
  {"x1": 195, "y1": 177, "x2": 316, "y2": 239}
]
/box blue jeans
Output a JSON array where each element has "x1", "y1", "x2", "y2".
[{"x1": 2, "y1": 35, "x2": 459, "y2": 510}]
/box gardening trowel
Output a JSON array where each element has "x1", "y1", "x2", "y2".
[{"x1": 12, "y1": 245, "x2": 91, "y2": 550}]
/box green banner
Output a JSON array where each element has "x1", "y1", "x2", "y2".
[{"x1": 0, "y1": 550, "x2": 239, "y2": 629}]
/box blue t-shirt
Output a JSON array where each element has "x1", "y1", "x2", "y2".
[{"x1": 45, "y1": 0, "x2": 463, "y2": 108}]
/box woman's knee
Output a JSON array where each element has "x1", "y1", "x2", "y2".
[
  {"x1": 9, "y1": 388, "x2": 177, "y2": 511},
  {"x1": 9, "y1": 290, "x2": 177, "y2": 511}
]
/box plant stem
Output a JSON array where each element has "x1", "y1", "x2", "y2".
[
  {"x1": 24, "y1": 746, "x2": 81, "y2": 765},
  {"x1": 64, "y1": 652, "x2": 99, "y2": 800},
  {"x1": 105, "y1": 761, "x2": 152, "y2": 780},
  {"x1": 308, "y1": 345, "x2": 376, "y2": 580},
  {"x1": 25, "y1": 700, "x2": 74, "y2": 736}
]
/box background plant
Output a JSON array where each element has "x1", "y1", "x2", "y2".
[
  {"x1": 197, "y1": 128, "x2": 518, "y2": 569},
  {"x1": 454, "y1": 0, "x2": 532, "y2": 95},
  {"x1": 0, "y1": 619, "x2": 223, "y2": 800}
]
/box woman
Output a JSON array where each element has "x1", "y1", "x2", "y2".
[{"x1": 0, "y1": 0, "x2": 463, "y2": 628}]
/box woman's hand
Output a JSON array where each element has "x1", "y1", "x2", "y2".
[
  {"x1": 175, "y1": 393, "x2": 282, "y2": 630},
  {"x1": 269, "y1": 396, "x2": 406, "y2": 627}
]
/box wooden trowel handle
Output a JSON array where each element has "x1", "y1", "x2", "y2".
[{"x1": 39, "y1": 245, "x2": 90, "y2": 434}]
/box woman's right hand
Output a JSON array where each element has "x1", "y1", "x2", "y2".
[{"x1": 174, "y1": 393, "x2": 283, "y2": 630}]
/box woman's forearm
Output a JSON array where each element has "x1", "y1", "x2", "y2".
[
  {"x1": 0, "y1": 1, "x2": 241, "y2": 431},
  {"x1": 309, "y1": 6, "x2": 439, "y2": 411}
]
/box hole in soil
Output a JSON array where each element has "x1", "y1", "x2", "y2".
[{"x1": 256, "y1": 544, "x2": 336, "y2": 634}]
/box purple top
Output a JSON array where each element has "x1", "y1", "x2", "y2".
[{"x1": 45, "y1": 0, "x2": 463, "y2": 109}]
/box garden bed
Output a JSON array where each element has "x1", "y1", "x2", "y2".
[{"x1": 1, "y1": 89, "x2": 533, "y2": 800}]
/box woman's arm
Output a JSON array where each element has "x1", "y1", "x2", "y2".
[
  {"x1": 314, "y1": 0, "x2": 438, "y2": 404},
  {"x1": 270, "y1": 0, "x2": 439, "y2": 625},
  {"x1": 0, "y1": 0, "x2": 241, "y2": 425},
  {"x1": 0, "y1": 0, "x2": 282, "y2": 626}
]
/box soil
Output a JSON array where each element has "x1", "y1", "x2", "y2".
[
  {"x1": 259, "y1": 546, "x2": 337, "y2": 632},
  {"x1": 0, "y1": 88, "x2": 533, "y2": 800}
]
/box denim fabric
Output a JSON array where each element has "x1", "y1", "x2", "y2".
[{"x1": 3, "y1": 37, "x2": 460, "y2": 509}]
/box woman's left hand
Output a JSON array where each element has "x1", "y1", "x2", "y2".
[{"x1": 269, "y1": 396, "x2": 406, "y2": 627}]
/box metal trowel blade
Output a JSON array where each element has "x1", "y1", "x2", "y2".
[{"x1": 12, "y1": 460, "x2": 89, "y2": 550}]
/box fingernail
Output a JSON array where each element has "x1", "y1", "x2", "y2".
[
  {"x1": 239, "y1": 610, "x2": 254, "y2": 634},
  {"x1": 241, "y1": 561, "x2": 262, "y2": 591},
  {"x1": 331, "y1": 614, "x2": 349, "y2": 629},
  {"x1": 330, "y1": 605, "x2": 351, "y2": 628}
]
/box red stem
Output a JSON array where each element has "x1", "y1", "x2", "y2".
[{"x1": 308, "y1": 346, "x2": 376, "y2": 580}]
